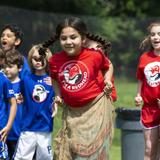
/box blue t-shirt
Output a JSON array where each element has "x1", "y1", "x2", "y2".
[
  {"x1": 21, "y1": 73, "x2": 55, "y2": 132},
  {"x1": 19, "y1": 56, "x2": 30, "y2": 79},
  {"x1": 0, "y1": 72, "x2": 14, "y2": 130},
  {"x1": 8, "y1": 80, "x2": 23, "y2": 141}
]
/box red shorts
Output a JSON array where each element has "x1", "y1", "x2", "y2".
[{"x1": 141, "y1": 106, "x2": 160, "y2": 128}]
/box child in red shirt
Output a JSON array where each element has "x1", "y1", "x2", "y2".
[
  {"x1": 40, "y1": 16, "x2": 115, "y2": 159},
  {"x1": 135, "y1": 22, "x2": 160, "y2": 160}
]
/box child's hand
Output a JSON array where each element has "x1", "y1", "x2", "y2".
[
  {"x1": 135, "y1": 95, "x2": 143, "y2": 106},
  {"x1": 52, "y1": 103, "x2": 58, "y2": 117},
  {"x1": 104, "y1": 80, "x2": 112, "y2": 95},
  {"x1": 157, "y1": 99, "x2": 160, "y2": 108},
  {"x1": 51, "y1": 96, "x2": 63, "y2": 117},
  {"x1": 0, "y1": 126, "x2": 9, "y2": 142}
]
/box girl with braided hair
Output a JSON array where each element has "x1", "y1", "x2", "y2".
[{"x1": 40, "y1": 16, "x2": 115, "y2": 159}]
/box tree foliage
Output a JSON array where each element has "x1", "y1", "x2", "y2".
[
  {"x1": 0, "y1": 0, "x2": 158, "y2": 78},
  {"x1": 0, "y1": 0, "x2": 160, "y2": 18}
]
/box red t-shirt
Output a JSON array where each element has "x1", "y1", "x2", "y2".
[
  {"x1": 49, "y1": 48, "x2": 109, "y2": 107},
  {"x1": 136, "y1": 51, "x2": 160, "y2": 107}
]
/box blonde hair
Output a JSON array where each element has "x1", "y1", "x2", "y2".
[
  {"x1": 28, "y1": 44, "x2": 52, "y2": 74},
  {"x1": 140, "y1": 22, "x2": 160, "y2": 51}
]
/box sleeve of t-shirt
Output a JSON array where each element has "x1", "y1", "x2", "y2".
[
  {"x1": 93, "y1": 50, "x2": 109, "y2": 71},
  {"x1": 19, "y1": 56, "x2": 31, "y2": 80},
  {"x1": 104, "y1": 56, "x2": 110, "y2": 70},
  {"x1": 100, "y1": 52, "x2": 109, "y2": 70},
  {"x1": 136, "y1": 55, "x2": 144, "y2": 80},
  {"x1": 3, "y1": 78, "x2": 15, "y2": 99}
]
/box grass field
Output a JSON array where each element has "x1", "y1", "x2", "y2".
[{"x1": 53, "y1": 79, "x2": 138, "y2": 160}]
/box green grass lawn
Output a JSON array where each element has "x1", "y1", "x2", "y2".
[{"x1": 53, "y1": 79, "x2": 138, "y2": 160}]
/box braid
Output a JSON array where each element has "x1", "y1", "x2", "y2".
[
  {"x1": 86, "y1": 33, "x2": 111, "y2": 54},
  {"x1": 39, "y1": 34, "x2": 58, "y2": 57}
]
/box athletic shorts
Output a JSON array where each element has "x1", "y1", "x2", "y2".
[
  {"x1": 13, "y1": 131, "x2": 53, "y2": 160},
  {"x1": 141, "y1": 106, "x2": 160, "y2": 129}
]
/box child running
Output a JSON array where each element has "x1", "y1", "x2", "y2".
[
  {"x1": 13, "y1": 44, "x2": 56, "y2": 160},
  {"x1": 40, "y1": 16, "x2": 114, "y2": 159},
  {"x1": 135, "y1": 22, "x2": 160, "y2": 160},
  {"x1": 4, "y1": 50, "x2": 24, "y2": 160}
]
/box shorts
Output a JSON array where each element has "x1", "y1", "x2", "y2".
[
  {"x1": 141, "y1": 106, "x2": 160, "y2": 129},
  {"x1": 13, "y1": 131, "x2": 53, "y2": 160}
]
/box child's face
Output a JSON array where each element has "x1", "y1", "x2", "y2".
[
  {"x1": 60, "y1": 27, "x2": 84, "y2": 56},
  {"x1": 31, "y1": 50, "x2": 46, "y2": 72},
  {"x1": 4, "y1": 64, "x2": 20, "y2": 81},
  {"x1": 150, "y1": 25, "x2": 160, "y2": 51},
  {"x1": 1, "y1": 29, "x2": 20, "y2": 52}
]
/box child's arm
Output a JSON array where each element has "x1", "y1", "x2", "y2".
[
  {"x1": 0, "y1": 97, "x2": 17, "y2": 142},
  {"x1": 103, "y1": 61, "x2": 113, "y2": 94},
  {"x1": 135, "y1": 80, "x2": 143, "y2": 106},
  {"x1": 104, "y1": 61, "x2": 113, "y2": 85},
  {"x1": 157, "y1": 98, "x2": 160, "y2": 108},
  {"x1": 51, "y1": 79, "x2": 62, "y2": 117}
]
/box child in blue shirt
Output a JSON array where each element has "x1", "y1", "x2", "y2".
[
  {"x1": 0, "y1": 23, "x2": 30, "y2": 79},
  {"x1": 0, "y1": 49, "x2": 17, "y2": 160},
  {"x1": 4, "y1": 50, "x2": 24, "y2": 160},
  {"x1": 13, "y1": 44, "x2": 56, "y2": 160}
]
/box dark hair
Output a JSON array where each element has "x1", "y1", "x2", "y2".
[
  {"x1": 56, "y1": 16, "x2": 87, "y2": 38},
  {"x1": 5, "y1": 50, "x2": 24, "y2": 69},
  {"x1": 39, "y1": 17, "x2": 88, "y2": 56},
  {"x1": 1, "y1": 24, "x2": 24, "y2": 47},
  {"x1": 86, "y1": 33, "x2": 111, "y2": 54}
]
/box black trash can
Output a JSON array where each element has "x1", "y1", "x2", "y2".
[{"x1": 115, "y1": 107, "x2": 144, "y2": 160}]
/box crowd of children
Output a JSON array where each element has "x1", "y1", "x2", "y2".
[
  {"x1": 0, "y1": 21, "x2": 117, "y2": 160},
  {"x1": 0, "y1": 24, "x2": 56, "y2": 160},
  {"x1": 1, "y1": 17, "x2": 159, "y2": 160}
]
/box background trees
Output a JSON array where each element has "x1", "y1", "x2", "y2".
[
  {"x1": 0, "y1": 0, "x2": 158, "y2": 78},
  {"x1": 1, "y1": 0, "x2": 159, "y2": 18}
]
